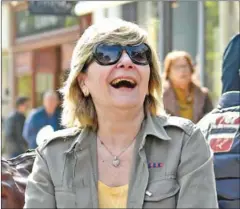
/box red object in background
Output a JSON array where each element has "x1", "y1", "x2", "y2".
[
  {"x1": 209, "y1": 138, "x2": 234, "y2": 153},
  {"x1": 1, "y1": 151, "x2": 36, "y2": 209}
]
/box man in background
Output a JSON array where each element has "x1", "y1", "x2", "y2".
[
  {"x1": 4, "y1": 96, "x2": 30, "y2": 158},
  {"x1": 198, "y1": 34, "x2": 240, "y2": 209},
  {"x1": 23, "y1": 90, "x2": 62, "y2": 149}
]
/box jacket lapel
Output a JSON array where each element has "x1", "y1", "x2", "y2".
[
  {"x1": 65, "y1": 128, "x2": 99, "y2": 208},
  {"x1": 192, "y1": 84, "x2": 205, "y2": 123},
  {"x1": 163, "y1": 82, "x2": 179, "y2": 116},
  {"x1": 127, "y1": 113, "x2": 171, "y2": 208}
]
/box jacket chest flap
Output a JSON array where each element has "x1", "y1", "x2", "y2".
[{"x1": 140, "y1": 136, "x2": 181, "y2": 208}]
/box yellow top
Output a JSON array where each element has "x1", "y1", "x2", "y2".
[
  {"x1": 173, "y1": 86, "x2": 193, "y2": 120},
  {"x1": 98, "y1": 181, "x2": 128, "y2": 208}
]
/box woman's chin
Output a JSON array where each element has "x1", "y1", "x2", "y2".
[{"x1": 110, "y1": 98, "x2": 141, "y2": 110}]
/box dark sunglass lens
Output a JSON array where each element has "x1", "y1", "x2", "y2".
[
  {"x1": 127, "y1": 44, "x2": 150, "y2": 65},
  {"x1": 95, "y1": 44, "x2": 122, "y2": 65}
]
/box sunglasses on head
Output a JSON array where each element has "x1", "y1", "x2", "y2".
[{"x1": 92, "y1": 43, "x2": 152, "y2": 66}]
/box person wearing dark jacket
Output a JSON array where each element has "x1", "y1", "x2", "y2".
[
  {"x1": 4, "y1": 97, "x2": 30, "y2": 158},
  {"x1": 198, "y1": 33, "x2": 240, "y2": 209}
]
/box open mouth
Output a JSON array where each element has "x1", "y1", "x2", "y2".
[{"x1": 110, "y1": 78, "x2": 137, "y2": 89}]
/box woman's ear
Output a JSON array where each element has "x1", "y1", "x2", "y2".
[
  {"x1": 77, "y1": 74, "x2": 89, "y2": 97},
  {"x1": 77, "y1": 73, "x2": 86, "y2": 86}
]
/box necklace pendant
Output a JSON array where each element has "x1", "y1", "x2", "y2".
[{"x1": 112, "y1": 156, "x2": 120, "y2": 167}]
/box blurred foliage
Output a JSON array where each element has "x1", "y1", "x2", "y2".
[
  {"x1": 65, "y1": 16, "x2": 78, "y2": 27},
  {"x1": 205, "y1": 1, "x2": 218, "y2": 79},
  {"x1": 205, "y1": 1, "x2": 221, "y2": 103}
]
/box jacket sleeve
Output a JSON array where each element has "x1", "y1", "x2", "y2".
[
  {"x1": 176, "y1": 126, "x2": 218, "y2": 208},
  {"x1": 24, "y1": 148, "x2": 56, "y2": 208},
  {"x1": 23, "y1": 115, "x2": 37, "y2": 149},
  {"x1": 5, "y1": 116, "x2": 15, "y2": 141}
]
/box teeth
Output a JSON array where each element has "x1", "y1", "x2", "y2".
[{"x1": 111, "y1": 78, "x2": 136, "y2": 85}]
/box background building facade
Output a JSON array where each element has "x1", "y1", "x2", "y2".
[{"x1": 2, "y1": 1, "x2": 92, "y2": 111}]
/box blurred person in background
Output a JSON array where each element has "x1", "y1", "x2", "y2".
[
  {"x1": 163, "y1": 51, "x2": 213, "y2": 123},
  {"x1": 198, "y1": 34, "x2": 240, "y2": 209},
  {"x1": 23, "y1": 90, "x2": 62, "y2": 149},
  {"x1": 4, "y1": 96, "x2": 30, "y2": 158}
]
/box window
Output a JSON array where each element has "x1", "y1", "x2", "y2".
[
  {"x1": 17, "y1": 74, "x2": 33, "y2": 104},
  {"x1": 15, "y1": 10, "x2": 78, "y2": 38}
]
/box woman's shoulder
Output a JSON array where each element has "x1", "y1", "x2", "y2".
[
  {"x1": 154, "y1": 115, "x2": 206, "y2": 151},
  {"x1": 162, "y1": 80, "x2": 173, "y2": 97},
  {"x1": 37, "y1": 127, "x2": 81, "y2": 154},
  {"x1": 154, "y1": 114, "x2": 196, "y2": 137},
  {"x1": 192, "y1": 82, "x2": 210, "y2": 96}
]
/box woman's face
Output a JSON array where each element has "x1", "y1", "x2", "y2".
[
  {"x1": 80, "y1": 50, "x2": 150, "y2": 110},
  {"x1": 168, "y1": 57, "x2": 192, "y2": 88}
]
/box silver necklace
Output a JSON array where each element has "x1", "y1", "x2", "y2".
[{"x1": 98, "y1": 137, "x2": 136, "y2": 167}]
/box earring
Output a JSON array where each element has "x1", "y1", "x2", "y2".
[{"x1": 82, "y1": 86, "x2": 89, "y2": 97}]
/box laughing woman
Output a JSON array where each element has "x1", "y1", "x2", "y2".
[{"x1": 24, "y1": 18, "x2": 218, "y2": 208}]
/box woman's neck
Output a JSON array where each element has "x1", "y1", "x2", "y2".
[
  {"x1": 172, "y1": 82, "x2": 191, "y2": 95},
  {"x1": 96, "y1": 107, "x2": 144, "y2": 150}
]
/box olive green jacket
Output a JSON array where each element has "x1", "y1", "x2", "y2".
[{"x1": 24, "y1": 113, "x2": 218, "y2": 208}]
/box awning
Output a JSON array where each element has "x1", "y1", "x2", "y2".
[{"x1": 74, "y1": 1, "x2": 132, "y2": 16}]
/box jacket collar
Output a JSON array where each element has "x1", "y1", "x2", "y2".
[
  {"x1": 64, "y1": 127, "x2": 95, "y2": 154},
  {"x1": 218, "y1": 91, "x2": 240, "y2": 108},
  {"x1": 137, "y1": 111, "x2": 171, "y2": 150},
  {"x1": 65, "y1": 111, "x2": 171, "y2": 154},
  {"x1": 142, "y1": 111, "x2": 171, "y2": 140}
]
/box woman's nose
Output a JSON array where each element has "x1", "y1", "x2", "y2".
[{"x1": 116, "y1": 51, "x2": 134, "y2": 69}]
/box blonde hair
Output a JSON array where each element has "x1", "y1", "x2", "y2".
[
  {"x1": 163, "y1": 50, "x2": 195, "y2": 80},
  {"x1": 60, "y1": 18, "x2": 164, "y2": 130}
]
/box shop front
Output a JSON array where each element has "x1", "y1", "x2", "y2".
[{"x1": 12, "y1": 2, "x2": 92, "y2": 108}]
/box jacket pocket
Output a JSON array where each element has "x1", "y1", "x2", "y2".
[
  {"x1": 143, "y1": 178, "x2": 180, "y2": 208},
  {"x1": 55, "y1": 190, "x2": 76, "y2": 208}
]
